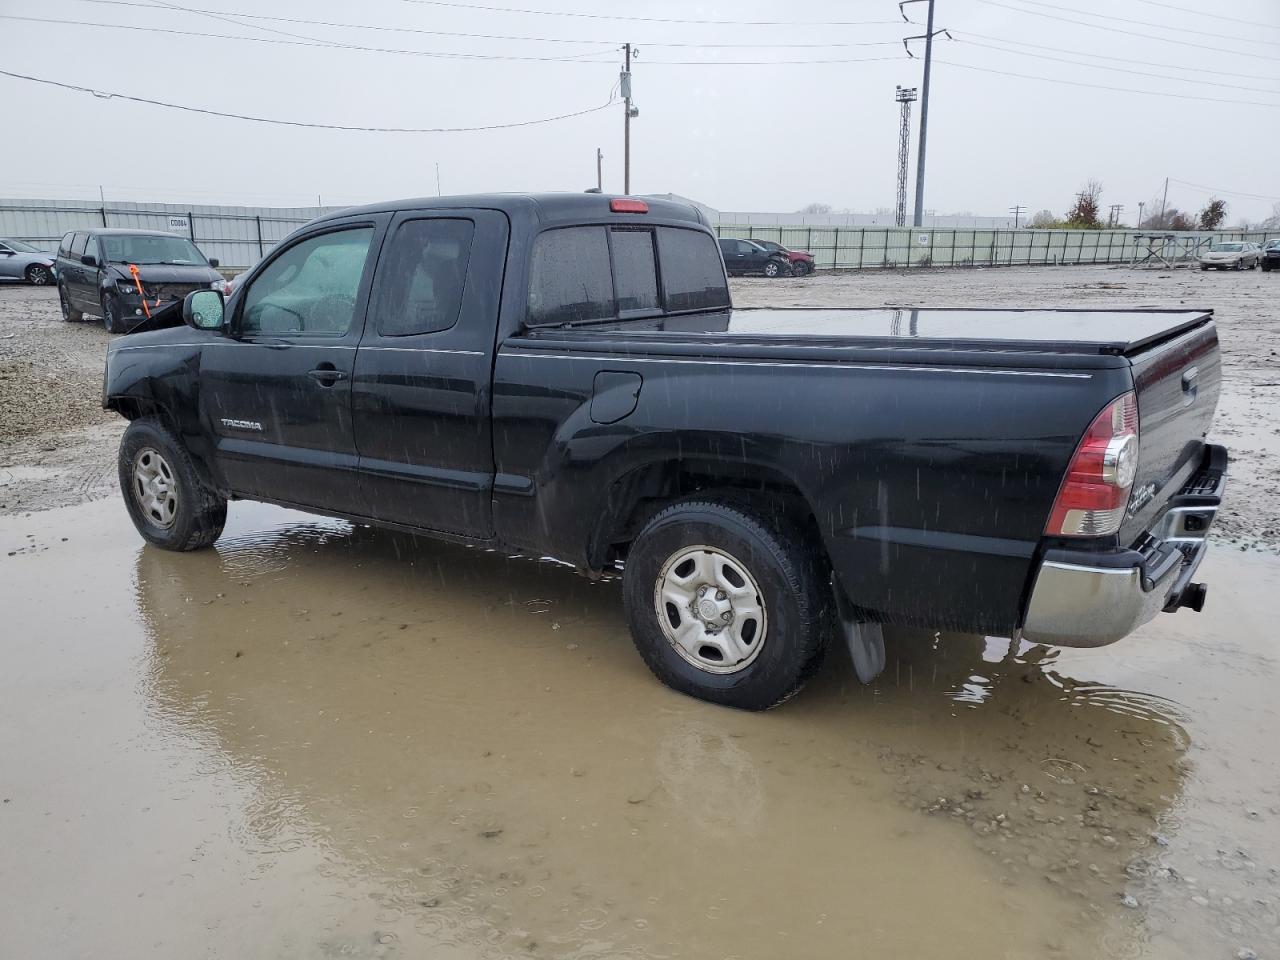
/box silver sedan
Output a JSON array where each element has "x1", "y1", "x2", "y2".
[
  {"x1": 1198, "y1": 241, "x2": 1261, "y2": 271},
  {"x1": 0, "y1": 238, "x2": 56, "y2": 285}
]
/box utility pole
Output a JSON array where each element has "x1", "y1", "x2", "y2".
[
  {"x1": 1137, "y1": 200, "x2": 1146, "y2": 229},
  {"x1": 1009, "y1": 204, "x2": 1025, "y2": 228},
  {"x1": 597, "y1": 148, "x2": 603, "y2": 192},
  {"x1": 901, "y1": 0, "x2": 949, "y2": 228},
  {"x1": 621, "y1": 44, "x2": 639, "y2": 194},
  {"x1": 894, "y1": 86, "x2": 917, "y2": 228},
  {"x1": 1108, "y1": 203, "x2": 1124, "y2": 228},
  {"x1": 1159, "y1": 177, "x2": 1169, "y2": 228},
  {"x1": 435, "y1": 162, "x2": 442, "y2": 197}
]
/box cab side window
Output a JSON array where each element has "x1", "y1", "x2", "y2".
[
  {"x1": 371, "y1": 219, "x2": 475, "y2": 337},
  {"x1": 240, "y1": 227, "x2": 374, "y2": 337}
]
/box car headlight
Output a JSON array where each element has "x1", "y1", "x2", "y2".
[{"x1": 116, "y1": 280, "x2": 141, "y2": 296}]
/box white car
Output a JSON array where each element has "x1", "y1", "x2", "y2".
[{"x1": 1198, "y1": 241, "x2": 1261, "y2": 271}]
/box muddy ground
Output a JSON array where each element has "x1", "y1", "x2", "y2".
[{"x1": 1, "y1": 268, "x2": 1279, "y2": 959}]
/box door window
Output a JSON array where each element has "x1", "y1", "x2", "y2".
[
  {"x1": 58, "y1": 233, "x2": 73, "y2": 256},
  {"x1": 371, "y1": 219, "x2": 475, "y2": 337},
  {"x1": 240, "y1": 227, "x2": 374, "y2": 337},
  {"x1": 70, "y1": 233, "x2": 88, "y2": 257}
]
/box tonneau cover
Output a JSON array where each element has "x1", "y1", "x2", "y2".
[{"x1": 594, "y1": 307, "x2": 1213, "y2": 357}]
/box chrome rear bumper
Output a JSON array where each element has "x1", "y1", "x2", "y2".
[{"x1": 1021, "y1": 444, "x2": 1226, "y2": 648}]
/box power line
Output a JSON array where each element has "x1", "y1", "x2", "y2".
[
  {"x1": 1004, "y1": 0, "x2": 1280, "y2": 46},
  {"x1": 933, "y1": 59, "x2": 1280, "y2": 108},
  {"x1": 0, "y1": 68, "x2": 618, "y2": 131},
  {"x1": 0, "y1": 18, "x2": 912, "y2": 65},
  {"x1": 1133, "y1": 0, "x2": 1280, "y2": 30},
  {"x1": 68, "y1": 0, "x2": 905, "y2": 48},
  {"x1": 976, "y1": 0, "x2": 1280, "y2": 61},
  {"x1": 0, "y1": 14, "x2": 616, "y2": 62},
  {"x1": 1168, "y1": 179, "x2": 1280, "y2": 203},
  {"x1": 951, "y1": 36, "x2": 1280, "y2": 94},
  {"x1": 956, "y1": 29, "x2": 1280, "y2": 81},
  {"x1": 396, "y1": 0, "x2": 898, "y2": 27}
]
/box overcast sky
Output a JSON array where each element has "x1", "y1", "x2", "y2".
[{"x1": 4, "y1": 0, "x2": 1278, "y2": 223}]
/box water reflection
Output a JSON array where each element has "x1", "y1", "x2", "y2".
[{"x1": 133, "y1": 513, "x2": 1195, "y2": 959}]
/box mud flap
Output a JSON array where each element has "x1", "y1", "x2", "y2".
[{"x1": 832, "y1": 577, "x2": 885, "y2": 684}]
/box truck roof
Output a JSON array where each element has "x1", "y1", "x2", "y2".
[{"x1": 317, "y1": 192, "x2": 709, "y2": 228}]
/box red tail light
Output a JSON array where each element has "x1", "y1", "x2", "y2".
[
  {"x1": 610, "y1": 198, "x2": 648, "y2": 213},
  {"x1": 1045, "y1": 392, "x2": 1140, "y2": 537}
]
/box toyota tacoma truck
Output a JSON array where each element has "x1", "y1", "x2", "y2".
[{"x1": 103, "y1": 193, "x2": 1227, "y2": 710}]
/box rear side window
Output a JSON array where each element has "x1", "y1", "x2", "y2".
[
  {"x1": 70, "y1": 233, "x2": 88, "y2": 257},
  {"x1": 660, "y1": 228, "x2": 730, "y2": 312},
  {"x1": 372, "y1": 218, "x2": 475, "y2": 337},
  {"x1": 610, "y1": 229, "x2": 659, "y2": 314},
  {"x1": 528, "y1": 227, "x2": 613, "y2": 326},
  {"x1": 58, "y1": 233, "x2": 74, "y2": 255}
]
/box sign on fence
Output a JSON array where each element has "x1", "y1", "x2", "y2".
[{"x1": 165, "y1": 216, "x2": 190, "y2": 234}]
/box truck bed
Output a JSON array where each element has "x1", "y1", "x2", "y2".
[{"x1": 576, "y1": 307, "x2": 1213, "y2": 358}]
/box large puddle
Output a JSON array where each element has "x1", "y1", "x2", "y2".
[{"x1": 2, "y1": 500, "x2": 1278, "y2": 959}]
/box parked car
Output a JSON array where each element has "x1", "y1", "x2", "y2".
[
  {"x1": 1197, "y1": 240, "x2": 1260, "y2": 271},
  {"x1": 746, "y1": 238, "x2": 817, "y2": 276},
  {"x1": 0, "y1": 238, "x2": 56, "y2": 286},
  {"x1": 103, "y1": 193, "x2": 1226, "y2": 710},
  {"x1": 55, "y1": 228, "x2": 226, "y2": 333},
  {"x1": 1261, "y1": 238, "x2": 1280, "y2": 272},
  {"x1": 718, "y1": 237, "x2": 793, "y2": 278}
]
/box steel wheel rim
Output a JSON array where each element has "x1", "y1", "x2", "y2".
[
  {"x1": 133, "y1": 447, "x2": 179, "y2": 528},
  {"x1": 653, "y1": 544, "x2": 768, "y2": 675}
]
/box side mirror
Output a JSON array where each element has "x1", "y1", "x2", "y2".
[
  {"x1": 80, "y1": 254, "x2": 98, "y2": 267},
  {"x1": 183, "y1": 289, "x2": 225, "y2": 331},
  {"x1": 208, "y1": 258, "x2": 220, "y2": 268}
]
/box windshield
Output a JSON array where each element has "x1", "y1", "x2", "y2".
[
  {"x1": 4, "y1": 239, "x2": 41, "y2": 253},
  {"x1": 1265, "y1": 240, "x2": 1280, "y2": 250},
  {"x1": 100, "y1": 234, "x2": 208, "y2": 266},
  {"x1": 1213, "y1": 242, "x2": 1245, "y2": 252}
]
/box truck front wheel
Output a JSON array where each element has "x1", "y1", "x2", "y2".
[
  {"x1": 622, "y1": 500, "x2": 830, "y2": 710},
  {"x1": 118, "y1": 418, "x2": 227, "y2": 551}
]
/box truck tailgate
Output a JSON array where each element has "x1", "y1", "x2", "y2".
[{"x1": 1120, "y1": 320, "x2": 1221, "y2": 543}]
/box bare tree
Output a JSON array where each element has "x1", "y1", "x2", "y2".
[
  {"x1": 1262, "y1": 202, "x2": 1280, "y2": 230},
  {"x1": 796, "y1": 203, "x2": 834, "y2": 214},
  {"x1": 1028, "y1": 209, "x2": 1058, "y2": 228},
  {"x1": 1065, "y1": 179, "x2": 1104, "y2": 229},
  {"x1": 1197, "y1": 198, "x2": 1228, "y2": 231}
]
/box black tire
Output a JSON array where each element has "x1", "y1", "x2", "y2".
[
  {"x1": 791, "y1": 261, "x2": 810, "y2": 277},
  {"x1": 762, "y1": 260, "x2": 782, "y2": 279},
  {"x1": 118, "y1": 417, "x2": 227, "y2": 551},
  {"x1": 622, "y1": 499, "x2": 831, "y2": 710},
  {"x1": 25, "y1": 264, "x2": 52, "y2": 286},
  {"x1": 100, "y1": 292, "x2": 125, "y2": 333},
  {"x1": 57, "y1": 282, "x2": 83, "y2": 321},
  {"x1": 1264, "y1": 263, "x2": 1273, "y2": 272}
]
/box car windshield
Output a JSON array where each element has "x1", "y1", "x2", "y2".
[
  {"x1": 4, "y1": 239, "x2": 41, "y2": 253},
  {"x1": 1265, "y1": 240, "x2": 1280, "y2": 250},
  {"x1": 1213, "y1": 242, "x2": 1245, "y2": 252},
  {"x1": 100, "y1": 234, "x2": 208, "y2": 266}
]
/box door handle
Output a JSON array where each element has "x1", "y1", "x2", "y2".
[{"x1": 308, "y1": 366, "x2": 348, "y2": 385}]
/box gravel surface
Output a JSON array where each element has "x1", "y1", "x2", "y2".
[{"x1": 1, "y1": 265, "x2": 1276, "y2": 549}]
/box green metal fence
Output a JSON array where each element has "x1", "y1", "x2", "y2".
[{"x1": 715, "y1": 225, "x2": 1270, "y2": 270}]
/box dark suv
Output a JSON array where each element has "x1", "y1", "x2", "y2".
[
  {"x1": 55, "y1": 229, "x2": 225, "y2": 333},
  {"x1": 717, "y1": 237, "x2": 792, "y2": 278}
]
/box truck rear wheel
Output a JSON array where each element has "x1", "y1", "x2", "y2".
[
  {"x1": 118, "y1": 418, "x2": 227, "y2": 551},
  {"x1": 622, "y1": 499, "x2": 830, "y2": 710}
]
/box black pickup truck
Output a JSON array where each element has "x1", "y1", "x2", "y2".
[{"x1": 103, "y1": 193, "x2": 1227, "y2": 710}]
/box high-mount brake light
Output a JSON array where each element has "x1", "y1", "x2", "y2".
[
  {"x1": 1045, "y1": 391, "x2": 1140, "y2": 537},
  {"x1": 610, "y1": 198, "x2": 648, "y2": 213}
]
